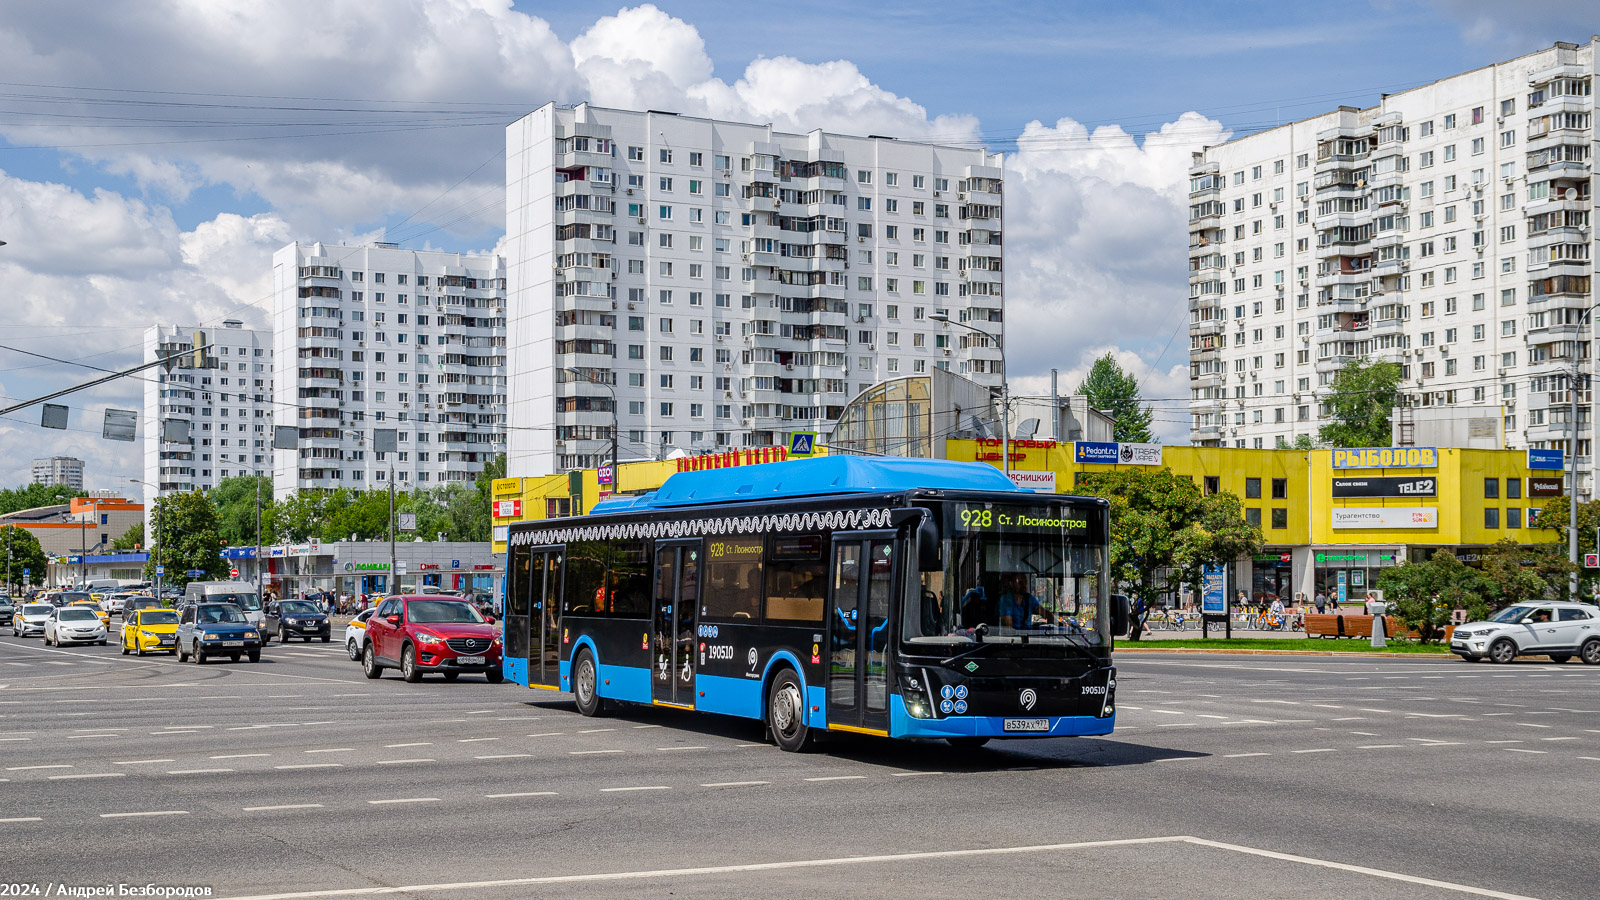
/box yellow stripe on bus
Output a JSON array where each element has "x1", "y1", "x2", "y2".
[
  {"x1": 652, "y1": 700, "x2": 695, "y2": 710},
  {"x1": 827, "y1": 724, "x2": 890, "y2": 737},
  {"x1": 529, "y1": 683, "x2": 560, "y2": 691}
]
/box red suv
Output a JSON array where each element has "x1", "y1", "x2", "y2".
[{"x1": 361, "y1": 595, "x2": 504, "y2": 683}]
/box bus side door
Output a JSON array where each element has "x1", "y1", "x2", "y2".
[{"x1": 826, "y1": 532, "x2": 896, "y2": 734}]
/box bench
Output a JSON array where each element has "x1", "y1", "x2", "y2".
[{"x1": 1303, "y1": 613, "x2": 1407, "y2": 639}]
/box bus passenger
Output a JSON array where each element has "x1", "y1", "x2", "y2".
[{"x1": 998, "y1": 574, "x2": 1044, "y2": 627}]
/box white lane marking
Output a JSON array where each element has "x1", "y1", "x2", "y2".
[
  {"x1": 274, "y1": 764, "x2": 344, "y2": 770},
  {"x1": 1515, "y1": 723, "x2": 1552, "y2": 728},
  {"x1": 0, "y1": 737, "x2": 31, "y2": 742},
  {"x1": 385, "y1": 743, "x2": 432, "y2": 748},
  {"x1": 166, "y1": 768, "x2": 233, "y2": 774},
  {"x1": 1291, "y1": 749, "x2": 1337, "y2": 754},
  {"x1": 367, "y1": 798, "x2": 440, "y2": 805},
  {"x1": 702, "y1": 781, "x2": 770, "y2": 787},
  {"x1": 527, "y1": 733, "x2": 566, "y2": 737},
  {"x1": 735, "y1": 743, "x2": 766, "y2": 748},
  {"x1": 305, "y1": 748, "x2": 354, "y2": 754},
  {"x1": 244, "y1": 804, "x2": 325, "y2": 812},
  {"x1": 67, "y1": 733, "x2": 119, "y2": 739},
  {"x1": 1484, "y1": 740, "x2": 1524, "y2": 744},
  {"x1": 100, "y1": 810, "x2": 187, "y2": 818},
  {"x1": 457, "y1": 737, "x2": 500, "y2": 743},
  {"x1": 375, "y1": 758, "x2": 435, "y2": 765},
  {"x1": 633, "y1": 724, "x2": 662, "y2": 729},
  {"x1": 49, "y1": 772, "x2": 124, "y2": 780},
  {"x1": 1149, "y1": 709, "x2": 1185, "y2": 716},
  {"x1": 1358, "y1": 745, "x2": 1402, "y2": 749},
  {"x1": 1580, "y1": 757, "x2": 1600, "y2": 762},
  {"x1": 485, "y1": 792, "x2": 557, "y2": 799},
  {"x1": 475, "y1": 754, "x2": 532, "y2": 760},
  {"x1": 1194, "y1": 715, "x2": 1229, "y2": 719},
  {"x1": 466, "y1": 710, "x2": 496, "y2": 715},
  {"x1": 207, "y1": 834, "x2": 1550, "y2": 900},
  {"x1": 601, "y1": 785, "x2": 669, "y2": 792},
  {"x1": 657, "y1": 746, "x2": 708, "y2": 751},
  {"x1": 570, "y1": 750, "x2": 625, "y2": 755},
  {"x1": 1504, "y1": 748, "x2": 1547, "y2": 754},
  {"x1": 805, "y1": 775, "x2": 868, "y2": 781},
  {"x1": 1158, "y1": 723, "x2": 1197, "y2": 727},
  {"x1": 1348, "y1": 732, "x2": 1379, "y2": 736},
  {"x1": 579, "y1": 728, "x2": 616, "y2": 734},
  {"x1": 1542, "y1": 737, "x2": 1579, "y2": 742},
  {"x1": 892, "y1": 772, "x2": 943, "y2": 777},
  {"x1": 113, "y1": 759, "x2": 173, "y2": 765},
  {"x1": 152, "y1": 730, "x2": 201, "y2": 735},
  {"x1": 214, "y1": 754, "x2": 271, "y2": 759},
  {"x1": 0, "y1": 817, "x2": 41, "y2": 823},
  {"x1": 1223, "y1": 753, "x2": 1269, "y2": 758},
  {"x1": 7, "y1": 764, "x2": 71, "y2": 771}
]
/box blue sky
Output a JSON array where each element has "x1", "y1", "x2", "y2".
[{"x1": 0, "y1": 0, "x2": 1593, "y2": 488}]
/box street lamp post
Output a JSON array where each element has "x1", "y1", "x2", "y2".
[
  {"x1": 930, "y1": 314, "x2": 1009, "y2": 477},
  {"x1": 1567, "y1": 304, "x2": 1600, "y2": 601},
  {"x1": 566, "y1": 367, "x2": 619, "y2": 490}
]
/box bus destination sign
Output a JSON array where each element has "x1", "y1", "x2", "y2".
[{"x1": 951, "y1": 504, "x2": 1089, "y2": 535}]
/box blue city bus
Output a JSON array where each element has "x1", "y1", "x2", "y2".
[{"x1": 503, "y1": 457, "x2": 1126, "y2": 751}]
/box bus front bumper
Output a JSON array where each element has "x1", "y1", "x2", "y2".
[{"x1": 888, "y1": 695, "x2": 1115, "y2": 739}]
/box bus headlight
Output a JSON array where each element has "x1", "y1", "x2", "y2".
[{"x1": 906, "y1": 696, "x2": 932, "y2": 719}]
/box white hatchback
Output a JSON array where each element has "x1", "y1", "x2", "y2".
[
  {"x1": 12, "y1": 603, "x2": 54, "y2": 638},
  {"x1": 45, "y1": 607, "x2": 108, "y2": 646},
  {"x1": 1451, "y1": 601, "x2": 1600, "y2": 664},
  {"x1": 345, "y1": 607, "x2": 376, "y2": 660}
]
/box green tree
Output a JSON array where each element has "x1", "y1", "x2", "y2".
[
  {"x1": 1316, "y1": 357, "x2": 1401, "y2": 447},
  {"x1": 269, "y1": 491, "x2": 327, "y2": 543},
  {"x1": 1075, "y1": 468, "x2": 1263, "y2": 640},
  {"x1": 319, "y1": 489, "x2": 393, "y2": 543},
  {"x1": 209, "y1": 475, "x2": 275, "y2": 548},
  {"x1": 111, "y1": 521, "x2": 144, "y2": 551},
  {"x1": 1477, "y1": 539, "x2": 1573, "y2": 609},
  {"x1": 1077, "y1": 353, "x2": 1154, "y2": 443},
  {"x1": 142, "y1": 491, "x2": 227, "y2": 589},
  {"x1": 0, "y1": 483, "x2": 78, "y2": 516},
  {"x1": 1275, "y1": 434, "x2": 1315, "y2": 450},
  {"x1": 0, "y1": 525, "x2": 48, "y2": 589},
  {"x1": 1376, "y1": 551, "x2": 1485, "y2": 642},
  {"x1": 1532, "y1": 495, "x2": 1600, "y2": 598}
]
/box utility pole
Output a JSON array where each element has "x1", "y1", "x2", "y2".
[
  {"x1": 254, "y1": 473, "x2": 262, "y2": 600},
  {"x1": 1571, "y1": 363, "x2": 1580, "y2": 601},
  {"x1": 388, "y1": 462, "x2": 396, "y2": 596}
]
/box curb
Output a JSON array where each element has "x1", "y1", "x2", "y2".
[{"x1": 1114, "y1": 646, "x2": 1455, "y2": 659}]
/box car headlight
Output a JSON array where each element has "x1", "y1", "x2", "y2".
[
  {"x1": 202, "y1": 633, "x2": 219, "y2": 640},
  {"x1": 415, "y1": 633, "x2": 444, "y2": 645},
  {"x1": 244, "y1": 632, "x2": 258, "y2": 639}
]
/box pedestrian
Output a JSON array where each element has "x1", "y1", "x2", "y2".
[{"x1": 1314, "y1": 591, "x2": 1327, "y2": 615}]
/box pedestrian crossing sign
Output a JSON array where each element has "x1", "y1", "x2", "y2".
[{"x1": 788, "y1": 431, "x2": 817, "y2": 457}]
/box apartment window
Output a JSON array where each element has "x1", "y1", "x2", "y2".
[
  {"x1": 1203, "y1": 476, "x2": 1220, "y2": 495},
  {"x1": 1484, "y1": 508, "x2": 1500, "y2": 529},
  {"x1": 628, "y1": 146, "x2": 643, "y2": 161},
  {"x1": 1270, "y1": 508, "x2": 1288, "y2": 529},
  {"x1": 1270, "y1": 478, "x2": 1287, "y2": 500},
  {"x1": 1245, "y1": 477, "x2": 1261, "y2": 499},
  {"x1": 1471, "y1": 137, "x2": 1484, "y2": 155},
  {"x1": 857, "y1": 169, "x2": 872, "y2": 184},
  {"x1": 1484, "y1": 477, "x2": 1499, "y2": 499},
  {"x1": 1244, "y1": 508, "x2": 1262, "y2": 529}
]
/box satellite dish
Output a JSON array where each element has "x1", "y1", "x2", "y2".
[
  {"x1": 1015, "y1": 418, "x2": 1040, "y2": 440},
  {"x1": 1564, "y1": 188, "x2": 1579, "y2": 201}
]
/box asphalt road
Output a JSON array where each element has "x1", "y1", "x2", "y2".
[{"x1": 1, "y1": 625, "x2": 1596, "y2": 899}]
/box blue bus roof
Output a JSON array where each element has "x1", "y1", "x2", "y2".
[{"x1": 590, "y1": 456, "x2": 1025, "y2": 513}]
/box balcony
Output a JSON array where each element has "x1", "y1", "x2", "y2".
[
  {"x1": 1369, "y1": 317, "x2": 1405, "y2": 337},
  {"x1": 1314, "y1": 356, "x2": 1357, "y2": 374},
  {"x1": 1193, "y1": 424, "x2": 1224, "y2": 442},
  {"x1": 1188, "y1": 211, "x2": 1223, "y2": 230},
  {"x1": 1189, "y1": 320, "x2": 1225, "y2": 337},
  {"x1": 1191, "y1": 372, "x2": 1223, "y2": 390}
]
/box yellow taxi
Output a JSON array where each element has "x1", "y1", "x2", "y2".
[
  {"x1": 69, "y1": 599, "x2": 111, "y2": 628},
  {"x1": 122, "y1": 607, "x2": 180, "y2": 656}
]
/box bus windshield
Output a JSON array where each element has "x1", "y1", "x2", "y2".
[{"x1": 904, "y1": 500, "x2": 1108, "y2": 647}]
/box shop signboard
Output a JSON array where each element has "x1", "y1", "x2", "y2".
[
  {"x1": 1527, "y1": 477, "x2": 1564, "y2": 498},
  {"x1": 1074, "y1": 442, "x2": 1119, "y2": 464},
  {"x1": 1007, "y1": 470, "x2": 1057, "y2": 492},
  {"x1": 1201, "y1": 564, "x2": 1227, "y2": 615},
  {"x1": 1330, "y1": 476, "x2": 1437, "y2": 498},
  {"x1": 1074, "y1": 441, "x2": 1161, "y2": 465},
  {"x1": 1330, "y1": 507, "x2": 1438, "y2": 529},
  {"x1": 1330, "y1": 447, "x2": 1438, "y2": 469},
  {"x1": 1117, "y1": 443, "x2": 1163, "y2": 466},
  {"x1": 1527, "y1": 448, "x2": 1564, "y2": 470}
]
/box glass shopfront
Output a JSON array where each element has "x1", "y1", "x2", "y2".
[
  {"x1": 1313, "y1": 548, "x2": 1399, "y2": 607},
  {"x1": 1251, "y1": 550, "x2": 1294, "y2": 603}
]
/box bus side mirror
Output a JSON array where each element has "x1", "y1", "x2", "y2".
[
  {"x1": 916, "y1": 518, "x2": 941, "y2": 572},
  {"x1": 1111, "y1": 595, "x2": 1131, "y2": 637}
]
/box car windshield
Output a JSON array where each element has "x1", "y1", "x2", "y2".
[
  {"x1": 24, "y1": 604, "x2": 52, "y2": 615},
  {"x1": 406, "y1": 599, "x2": 485, "y2": 624},
  {"x1": 59, "y1": 608, "x2": 97, "y2": 621},
  {"x1": 280, "y1": 601, "x2": 319, "y2": 616},
  {"x1": 198, "y1": 605, "x2": 247, "y2": 624},
  {"x1": 905, "y1": 501, "x2": 1110, "y2": 648},
  {"x1": 1488, "y1": 605, "x2": 1538, "y2": 623},
  {"x1": 208, "y1": 592, "x2": 261, "y2": 611},
  {"x1": 141, "y1": 611, "x2": 179, "y2": 626},
  {"x1": 56, "y1": 592, "x2": 90, "y2": 604}
]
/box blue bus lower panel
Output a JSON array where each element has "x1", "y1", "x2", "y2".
[
  {"x1": 888, "y1": 695, "x2": 1115, "y2": 739},
  {"x1": 504, "y1": 656, "x2": 528, "y2": 687},
  {"x1": 597, "y1": 662, "x2": 652, "y2": 704},
  {"x1": 693, "y1": 673, "x2": 763, "y2": 718}
]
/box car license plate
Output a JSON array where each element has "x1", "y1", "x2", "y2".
[
  {"x1": 219, "y1": 641, "x2": 244, "y2": 647},
  {"x1": 1003, "y1": 718, "x2": 1050, "y2": 733},
  {"x1": 456, "y1": 655, "x2": 486, "y2": 665}
]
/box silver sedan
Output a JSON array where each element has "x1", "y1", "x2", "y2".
[{"x1": 44, "y1": 607, "x2": 108, "y2": 646}]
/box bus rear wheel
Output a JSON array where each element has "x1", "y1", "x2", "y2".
[
  {"x1": 572, "y1": 648, "x2": 605, "y2": 717},
  {"x1": 767, "y1": 669, "x2": 812, "y2": 752}
]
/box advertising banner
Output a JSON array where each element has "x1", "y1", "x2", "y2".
[
  {"x1": 1330, "y1": 476, "x2": 1437, "y2": 498},
  {"x1": 1075, "y1": 441, "x2": 1162, "y2": 465},
  {"x1": 1330, "y1": 507, "x2": 1438, "y2": 529},
  {"x1": 1117, "y1": 443, "x2": 1163, "y2": 465},
  {"x1": 1007, "y1": 471, "x2": 1057, "y2": 492},
  {"x1": 1201, "y1": 564, "x2": 1227, "y2": 615},
  {"x1": 1527, "y1": 476, "x2": 1565, "y2": 498},
  {"x1": 1330, "y1": 447, "x2": 1438, "y2": 469},
  {"x1": 1074, "y1": 441, "x2": 1118, "y2": 464}
]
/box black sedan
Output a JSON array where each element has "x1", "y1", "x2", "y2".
[{"x1": 263, "y1": 599, "x2": 331, "y2": 643}]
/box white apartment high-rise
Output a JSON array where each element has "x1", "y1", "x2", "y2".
[
  {"x1": 506, "y1": 103, "x2": 1006, "y2": 476},
  {"x1": 143, "y1": 320, "x2": 274, "y2": 496},
  {"x1": 270, "y1": 242, "x2": 507, "y2": 501},
  {"x1": 1188, "y1": 40, "x2": 1596, "y2": 495},
  {"x1": 30, "y1": 456, "x2": 84, "y2": 490}
]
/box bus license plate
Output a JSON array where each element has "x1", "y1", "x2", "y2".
[
  {"x1": 456, "y1": 655, "x2": 486, "y2": 665},
  {"x1": 1003, "y1": 718, "x2": 1050, "y2": 733}
]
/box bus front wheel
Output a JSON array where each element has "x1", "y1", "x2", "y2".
[
  {"x1": 767, "y1": 669, "x2": 813, "y2": 752},
  {"x1": 572, "y1": 648, "x2": 605, "y2": 717}
]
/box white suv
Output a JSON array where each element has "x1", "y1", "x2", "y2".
[{"x1": 1451, "y1": 601, "x2": 1600, "y2": 664}]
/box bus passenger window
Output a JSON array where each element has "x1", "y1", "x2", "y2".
[
  {"x1": 764, "y1": 534, "x2": 826, "y2": 624},
  {"x1": 703, "y1": 538, "x2": 763, "y2": 620},
  {"x1": 607, "y1": 542, "x2": 651, "y2": 617},
  {"x1": 564, "y1": 540, "x2": 607, "y2": 616}
]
